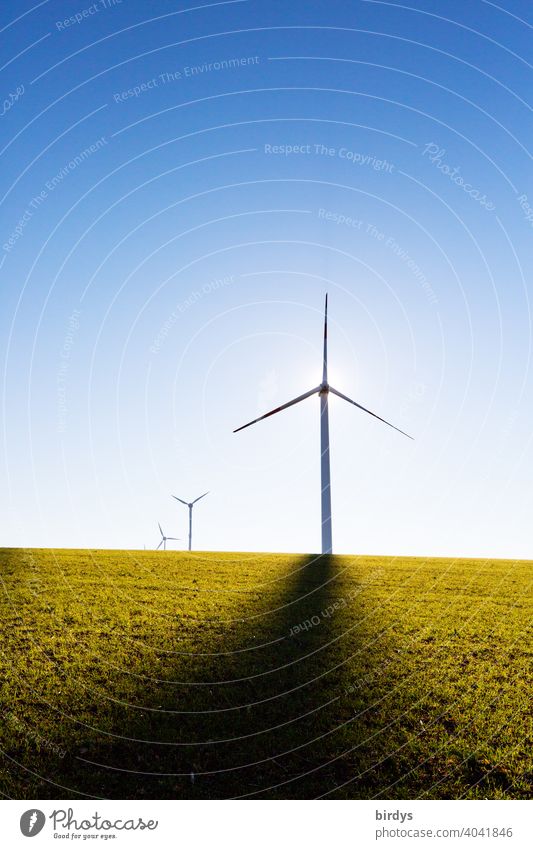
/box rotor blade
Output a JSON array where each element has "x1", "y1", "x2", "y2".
[
  {"x1": 192, "y1": 491, "x2": 209, "y2": 504},
  {"x1": 329, "y1": 386, "x2": 414, "y2": 440},
  {"x1": 233, "y1": 386, "x2": 321, "y2": 433},
  {"x1": 156, "y1": 540, "x2": 163, "y2": 550},
  {"x1": 322, "y1": 293, "x2": 328, "y2": 384},
  {"x1": 158, "y1": 522, "x2": 164, "y2": 535},
  {"x1": 167, "y1": 537, "x2": 180, "y2": 541},
  {"x1": 172, "y1": 495, "x2": 188, "y2": 506}
]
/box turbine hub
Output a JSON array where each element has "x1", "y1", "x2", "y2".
[{"x1": 319, "y1": 382, "x2": 329, "y2": 395}]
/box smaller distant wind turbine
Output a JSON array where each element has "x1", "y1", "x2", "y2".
[
  {"x1": 171, "y1": 492, "x2": 209, "y2": 551},
  {"x1": 156, "y1": 522, "x2": 180, "y2": 551}
]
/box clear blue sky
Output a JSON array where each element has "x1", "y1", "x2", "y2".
[{"x1": 1, "y1": 0, "x2": 532, "y2": 556}]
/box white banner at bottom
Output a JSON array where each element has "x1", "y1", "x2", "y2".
[{"x1": 1, "y1": 799, "x2": 531, "y2": 849}]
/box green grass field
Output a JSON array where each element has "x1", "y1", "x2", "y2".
[{"x1": 0, "y1": 548, "x2": 531, "y2": 800}]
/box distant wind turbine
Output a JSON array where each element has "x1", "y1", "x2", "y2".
[
  {"x1": 171, "y1": 492, "x2": 209, "y2": 551},
  {"x1": 234, "y1": 295, "x2": 413, "y2": 555},
  {"x1": 156, "y1": 522, "x2": 180, "y2": 551}
]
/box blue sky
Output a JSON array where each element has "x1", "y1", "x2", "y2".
[{"x1": 1, "y1": 0, "x2": 532, "y2": 556}]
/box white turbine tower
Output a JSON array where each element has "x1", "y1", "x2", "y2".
[
  {"x1": 156, "y1": 522, "x2": 180, "y2": 551},
  {"x1": 234, "y1": 295, "x2": 413, "y2": 554},
  {"x1": 171, "y1": 492, "x2": 209, "y2": 551}
]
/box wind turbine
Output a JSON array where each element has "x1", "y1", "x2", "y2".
[
  {"x1": 171, "y1": 492, "x2": 209, "y2": 551},
  {"x1": 156, "y1": 522, "x2": 180, "y2": 551},
  {"x1": 233, "y1": 295, "x2": 413, "y2": 554}
]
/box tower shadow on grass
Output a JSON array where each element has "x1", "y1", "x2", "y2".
[{"x1": 80, "y1": 552, "x2": 348, "y2": 799}]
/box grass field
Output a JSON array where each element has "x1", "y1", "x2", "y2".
[{"x1": 0, "y1": 547, "x2": 531, "y2": 800}]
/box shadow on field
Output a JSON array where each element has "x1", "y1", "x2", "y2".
[
  {"x1": 3, "y1": 548, "x2": 530, "y2": 800},
  {"x1": 2, "y1": 549, "x2": 394, "y2": 799},
  {"x1": 73, "y1": 553, "x2": 350, "y2": 799}
]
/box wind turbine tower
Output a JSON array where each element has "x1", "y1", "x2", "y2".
[
  {"x1": 172, "y1": 492, "x2": 209, "y2": 551},
  {"x1": 234, "y1": 295, "x2": 413, "y2": 554}
]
